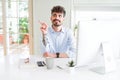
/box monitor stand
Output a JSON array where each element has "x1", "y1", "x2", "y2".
[{"x1": 90, "y1": 42, "x2": 117, "y2": 74}]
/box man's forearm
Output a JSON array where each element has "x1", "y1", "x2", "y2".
[
  {"x1": 42, "y1": 39, "x2": 46, "y2": 46},
  {"x1": 42, "y1": 34, "x2": 47, "y2": 46},
  {"x1": 59, "y1": 53, "x2": 69, "y2": 58},
  {"x1": 43, "y1": 52, "x2": 69, "y2": 58}
]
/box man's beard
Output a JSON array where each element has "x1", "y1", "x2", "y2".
[
  {"x1": 53, "y1": 23, "x2": 61, "y2": 27},
  {"x1": 52, "y1": 19, "x2": 61, "y2": 27}
]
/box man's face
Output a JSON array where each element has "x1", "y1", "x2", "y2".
[{"x1": 51, "y1": 12, "x2": 64, "y2": 27}]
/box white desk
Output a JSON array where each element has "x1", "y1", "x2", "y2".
[{"x1": 0, "y1": 54, "x2": 120, "y2": 80}]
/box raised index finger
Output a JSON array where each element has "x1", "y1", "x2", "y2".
[{"x1": 39, "y1": 21, "x2": 48, "y2": 29}]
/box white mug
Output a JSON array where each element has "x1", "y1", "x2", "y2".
[{"x1": 46, "y1": 57, "x2": 54, "y2": 69}]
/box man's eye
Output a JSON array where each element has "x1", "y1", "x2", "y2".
[{"x1": 59, "y1": 15, "x2": 62, "y2": 17}]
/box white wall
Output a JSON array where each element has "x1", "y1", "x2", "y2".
[
  {"x1": 74, "y1": 0, "x2": 120, "y2": 4},
  {"x1": 73, "y1": 0, "x2": 120, "y2": 11},
  {"x1": 33, "y1": 0, "x2": 72, "y2": 55}
]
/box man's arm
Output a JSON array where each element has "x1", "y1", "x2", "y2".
[
  {"x1": 39, "y1": 22, "x2": 48, "y2": 46},
  {"x1": 65, "y1": 29, "x2": 76, "y2": 58},
  {"x1": 59, "y1": 53, "x2": 69, "y2": 58},
  {"x1": 42, "y1": 34, "x2": 47, "y2": 46},
  {"x1": 43, "y1": 52, "x2": 68, "y2": 58},
  {"x1": 40, "y1": 22, "x2": 56, "y2": 54}
]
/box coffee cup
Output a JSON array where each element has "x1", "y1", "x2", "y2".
[{"x1": 46, "y1": 57, "x2": 54, "y2": 69}]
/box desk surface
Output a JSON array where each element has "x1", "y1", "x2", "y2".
[{"x1": 0, "y1": 54, "x2": 120, "y2": 80}]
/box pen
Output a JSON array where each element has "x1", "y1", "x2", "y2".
[{"x1": 57, "y1": 66, "x2": 63, "y2": 69}]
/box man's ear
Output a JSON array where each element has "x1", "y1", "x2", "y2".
[
  {"x1": 62, "y1": 17, "x2": 65, "y2": 21},
  {"x1": 63, "y1": 17, "x2": 65, "y2": 20}
]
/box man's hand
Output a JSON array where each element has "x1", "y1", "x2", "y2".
[
  {"x1": 43, "y1": 52, "x2": 56, "y2": 58},
  {"x1": 39, "y1": 21, "x2": 48, "y2": 35}
]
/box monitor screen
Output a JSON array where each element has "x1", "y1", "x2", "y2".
[{"x1": 76, "y1": 20, "x2": 120, "y2": 67}]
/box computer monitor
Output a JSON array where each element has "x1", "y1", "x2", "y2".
[
  {"x1": 76, "y1": 20, "x2": 119, "y2": 68},
  {"x1": 76, "y1": 21, "x2": 101, "y2": 67}
]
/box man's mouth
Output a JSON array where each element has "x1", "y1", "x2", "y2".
[{"x1": 53, "y1": 19, "x2": 60, "y2": 22}]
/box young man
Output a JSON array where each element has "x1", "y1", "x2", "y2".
[{"x1": 40, "y1": 5, "x2": 76, "y2": 58}]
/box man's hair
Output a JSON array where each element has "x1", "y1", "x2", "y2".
[{"x1": 51, "y1": 5, "x2": 66, "y2": 17}]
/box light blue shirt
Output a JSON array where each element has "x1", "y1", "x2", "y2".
[{"x1": 42, "y1": 26, "x2": 76, "y2": 58}]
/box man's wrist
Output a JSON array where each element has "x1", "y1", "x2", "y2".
[
  {"x1": 43, "y1": 33, "x2": 47, "y2": 37},
  {"x1": 56, "y1": 52, "x2": 60, "y2": 58},
  {"x1": 42, "y1": 34, "x2": 47, "y2": 40},
  {"x1": 42, "y1": 34, "x2": 47, "y2": 46}
]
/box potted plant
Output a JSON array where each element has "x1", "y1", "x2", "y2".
[
  {"x1": 68, "y1": 60, "x2": 75, "y2": 67},
  {"x1": 68, "y1": 60, "x2": 75, "y2": 73}
]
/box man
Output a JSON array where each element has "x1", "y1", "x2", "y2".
[{"x1": 40, "y1": 5, "x2": 76, "y2": 58}]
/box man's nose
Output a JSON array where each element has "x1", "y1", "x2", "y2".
[{"x1": 55, "y1": 15, "x2": 59, "y2": 19}]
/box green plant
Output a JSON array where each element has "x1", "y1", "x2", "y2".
[
  {"x1": 73, "y1": 24, "x2": 78, "y2": 36},
  {"x1": 19, "y1": 17, "x2": 28, "y2": 33},
  {"x1": 68, "y1": 60, "x2": 75, "y2": 67},
  {"x1": 19, "y1": 17, "x2": 28, "y2": 43}
]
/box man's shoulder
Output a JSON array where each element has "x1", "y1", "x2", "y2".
[
  {"x1": 64, "y1": 27, "x2": 72, "y2": 33},
  {"x1": 63, "y1": 27, "x2": 72, "y2": 31}
]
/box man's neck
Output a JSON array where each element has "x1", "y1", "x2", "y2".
[{"x1": 52, "y1": 25, "x2": 62, "y2": 32}]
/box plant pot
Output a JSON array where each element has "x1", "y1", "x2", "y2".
[{"x1": 69, "y1": 67, "x2": 75, "y2": 73}]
